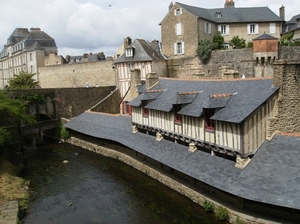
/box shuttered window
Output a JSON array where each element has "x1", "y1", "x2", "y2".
[
  {"x1": 270, "y1": 23, "x2": 276, "y2": 34},
  {"x1": 176, "y1": 23, "x2": 182, "y2": 35}
]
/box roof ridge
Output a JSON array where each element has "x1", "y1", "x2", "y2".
[{"x1": 159, "y1": 77, "x2": 273, "y2": 82}]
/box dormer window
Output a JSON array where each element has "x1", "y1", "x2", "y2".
[
  {"x1": 126, "y1": 48, "x2": 133, "y2": 57},
  {"x1": 216, "y1": 11, "x2": 222, "y2": 18},
  {"x1": 174, "y1": 8, "x2": 182, "y2": 16}
]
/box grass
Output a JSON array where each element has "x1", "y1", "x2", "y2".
[{"x1": 0, "y1": 157, "x2": 30, "y2": 209}]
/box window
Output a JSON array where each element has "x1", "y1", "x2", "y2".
[
  {"x1": 126, "y1": 48, "x2": 133, "y2": 57},
  {"x1": 205, "y1": 109, "x2": 215, "y2": 131},
  {"x1": 174, "y1": 8, "x2": 182, "y2": 16},
  {"x1": 142, "y1": 101, "x2": 149, "y2": 117},
  {"x1": 269, "y1": 23, "x2": 276, "y2": 34},
  {"x1": 174, "y1": 104, "x2": 182, "y2": 124},
  {"x1": 174, "y1": 42, "x2": 184, "y2": 55},
  {"x1": 247, "y1": 24, "x2": 259, "y2": 34},
  {"x1": 216, "y1": 11, "x2": 222, "y2": 18},
  {"x1": 205, "y1": 22, "x2": 211, "y2": 34},
  {"x1": 218, "y1": 25, "x2": 229, "y2": 35},
  {"x1": 176, "y1": 23, "x2": 182, "y2": 35}
]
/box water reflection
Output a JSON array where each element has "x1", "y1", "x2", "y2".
[{"x1": 21, "y1": 142, "x2": 223, "y2": 224}]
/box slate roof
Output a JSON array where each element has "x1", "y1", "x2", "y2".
[
  {"x1": 23, "y1": 28, "x2": 56, "y2": 48},
  {"x1": 128, "y1": 78, "x2": 279, "y2": 123},
  {"x1": 253, "y1": 33, "x2": 278, "y2": 40},
  {"x1": 114, "y1": 39, "x2": 166, "y2": 64},
  {"x1": 174, "y1": 2, "x2": 284, "y2": 23},
  {"x1": 65, "y1": 111, "x2": 300, "y2": 211},
  {"x1": 282, "y1": 14, "x2": 300, "y2": 33}
]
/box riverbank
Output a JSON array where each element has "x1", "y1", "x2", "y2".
[
  {"x1": 66, "y1": 135, "x2": 282, "y2": 224},
  {"x1": 0, "y1": 157, "x2": 29, "y2": 224}
]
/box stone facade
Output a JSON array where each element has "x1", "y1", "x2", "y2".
[
  {"x1": 38, "y1": 59, "x2": 116, "y2": 88},
  {"x1": 167, "y1": 46, "x2": 300, "y2": 79},
  {"x1": 270, "y1": 60, "x2": 300, "y2": 134}
]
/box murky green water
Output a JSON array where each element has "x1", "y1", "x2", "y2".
[{"x1": 21, "y1": 142, "x2": 224, "y2": 224}]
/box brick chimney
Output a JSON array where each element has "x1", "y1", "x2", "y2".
[
  {"x1": 279, "y1": 5, "x2": 285, "y2": 20},
  {"x1": 124, "y1": 37, "x2": 132, "y2": 50},
  {"x1": 224, "y1": 0, "x2": 235, "y2": 8}
]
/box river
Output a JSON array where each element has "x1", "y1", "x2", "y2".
[{"x1": 20, "y1": 142, "x2": 224, "y2": 224}]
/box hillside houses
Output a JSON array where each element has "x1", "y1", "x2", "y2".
[{"x1": 160, "y1": 1, "x2": 284, "y2": 57}]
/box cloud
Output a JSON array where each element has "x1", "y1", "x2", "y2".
[{"x1": 0, "y1": 0, "x2": 298, "y2": 57}]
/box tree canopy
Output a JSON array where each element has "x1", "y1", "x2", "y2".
[{"x1": 8, "y1": 71, "x2": 39, "y2": 89}]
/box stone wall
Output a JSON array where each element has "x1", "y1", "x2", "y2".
[
  {"x1": 271, "y1": 61, "x2": 300, "y2": 133},
  {"x1": 38, "y1": 59, "x2": 117, "y2": 88},
  {"x1": 167, "y1": 46, "x2": 300, "y2": 79}
]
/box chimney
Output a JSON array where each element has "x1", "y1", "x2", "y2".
[
  {"x1": 146, "y1": 72, "x2": 159, "y2": 90},
  {"x1": 224, "y1": 0, "x2": 235, "y2": 8},
  {"x1": 279, "y1": 5, "x2": 285, "y2": 20},
  {"x1": 124, "y1": 68, "x2": 141, "y2": 102},
  {"x1": 169, "y1": 2, "x2": 174, "y2": 11},
  {"x1": 124, "y1": 37, "x2": 132, "y2": 50}
]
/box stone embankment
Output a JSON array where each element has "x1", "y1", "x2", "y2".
[
  {"x1": 66, "y1": 136, "x2": 281, "y2": 224},
  {"x1": 0, "y1": 201, "x2": 18, "y2": 224}
]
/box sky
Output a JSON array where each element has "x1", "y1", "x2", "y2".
[{"x1": 0, "y1": 0, "x2": 298, "y2": 58}]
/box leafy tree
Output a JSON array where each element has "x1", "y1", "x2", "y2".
[
  {"x1": 8, "y1": 71, "x2": 39, "y2": 89},
  {"x1": 280, "y1": 32, "x2": 294, "y2": 46},
  {"x1": 196, "y1": 39, "x2": 217, "y2": 63},
  {"x1": 229, "y1": 35, "x2": 246, "y2": 49},
  {"x1": 213, "y1": 31, "x2": 224, "y2": 49},
  {"x1": 0, "y1": 90, "x2": 36, "y2": 149}
]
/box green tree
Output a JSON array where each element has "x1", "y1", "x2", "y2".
[
  {"x1": 280, "y1": 32, "x2": 294, "y2": 46},
  {"x1": 0, "y1": 90, "x2": 36, "y2": 149},
  {"x1": 229, "y1": 35, "x2": 246, "y2": 49},
  {"x1": 196, "y1": 39, "x2": 217, "y2": 63},
  {"x1": 213, "y1": 31, "x2": 224, "y2": 49},
  {"x1": 8, "y1": 71, "x2": 39, "y2": 89}
]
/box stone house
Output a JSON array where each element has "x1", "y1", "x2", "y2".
[
  {"x1": 160, "y1": 1, "x2": 284, "y2": 58},
  {"x1": 0, "y1": 28, "x2": 58, "y2": 88},
  {"x1": 128, "y1": 72, "x2": 279, "y2": 167},
  {"x1": 114, "y1": 37, "x2": 168, "y2": 115},
  {"x1": 281, "y1": 14, "x2": 300, "y2": 42}
]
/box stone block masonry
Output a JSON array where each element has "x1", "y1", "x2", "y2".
[{"x1": 38, "y1": 59, "x2": 117, "y2": 88}]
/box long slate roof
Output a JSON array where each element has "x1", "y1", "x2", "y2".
[
  {"x1": 114, "y1": 39, "x2": 166, "y2": 64},
  {"x1": 174, "y1": 2, "x2": 284, "y2": 23},
  {"x1": 128, "y1": 78, "x2": 278, "y2": 123},
  {"x1": 65, "y1": 111, "x2": 300, "y2": 212}
]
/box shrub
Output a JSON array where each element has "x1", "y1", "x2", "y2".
[
  {"x1": 196, "y1": 39, "x2": 217, "y2": 63},
  {"x1": 247, "y1": 42, "x2": 253, "y2": 48},
  {"x1": 60, "y1": 123, "x2": 70, "y2": 140},
  {"x1": 203, "y1": 199, "x2": 214, "y2": 213},
  {"x1": 213, "y1": 31, "x2": 224, "y2": 49},
  {"x1": 216, "y1": 206, "x2": 229, "y2": 221},
  {"x1": 229, "y1": 35, "x2": 246, "y2": 49},
  {"x1": 236, "y1": 216, "x2": 245, "y2": 224}
]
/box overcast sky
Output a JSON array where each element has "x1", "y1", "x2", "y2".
[{"x1": 0, "y1": 0, "x2": 298, "y2": 57}]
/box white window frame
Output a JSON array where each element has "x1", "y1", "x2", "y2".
[
  {"x1": 176, "y1": 23, "x2": 182, "y2": 35},
  {"x1": 126, "y1": 48, "x2": 133, "y2": 57},
  {"x1": 205, "y1": 22, "x2": 211, "y2": 34},
  {"x1": 174, "y1": 8, "x2": 182, "y2": 16},
  {"x1": 247, "y1": 24, "x2": 259, "y2": 34},
  {"x1": 174, "y1": 42, "x2": 184, "y2": 55},
  {"x1": 218, "y1": 25, "x2": 229, "y2": 35},
  {"x1": 270, "y1": 23, "x2": 276, "y2": 34}
]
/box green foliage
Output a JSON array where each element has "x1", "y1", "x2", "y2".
[
  {"x1": 247, "y1": 42, "x2": 253, "y2": 48},
  {"x1": 229, "y1": 35, "x2": 246, "y2": 49},
  {"x1": 8, "y1": 71, "x2": 39, "y2": 89},
  {"x1": 0, "y1": 127, "x2": 11, "y2": 148},
  {"x1": 60, "y1": 123, "x2": 70, "y2": 140},
  {"x1": 196, "y1": 39, "x2": 217, "y2": 63},
  {"x1": 280, "y1": 32, "x2": 294, "y2": 46},
  {"x1": 236, "y1": 216, "x2": 245, "y2": 224},
  {"x1": 18, "y1": 93, "x2": 46, "y2": 104},
  {"x1": 203, "y1": 199, "x2": 214, "y2": 213},
  {"x1": 0, "y1": 91, "x2": 36, "y2": 124},
  {"x1": 213, "y1": 31, "x2": 224, "y2": 49},
  {"x1": 216, "y1": 206, "x2": 229, "y2": 221}
]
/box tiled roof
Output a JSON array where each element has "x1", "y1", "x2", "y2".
[
  {"x1": 175, "y1": 2, "x2": 284, "y2": 23},
  {"x1": 65, "y1": 112, "x2": 300, "y2": 211},
  {"x1": 129, "y1": 78, "x2": 279, "y2": 123}
]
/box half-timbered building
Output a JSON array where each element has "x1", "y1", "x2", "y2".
[
  {"x1": 114, "y1": 38, "x2": 167, "y2": 114},
  {"x1": 128, "y1": 74, "x2": 279, "y2": 164}
]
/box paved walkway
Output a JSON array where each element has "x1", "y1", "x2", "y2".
[{"x1": 0, "y1": 201, "x2": 18, "y2": 224}]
